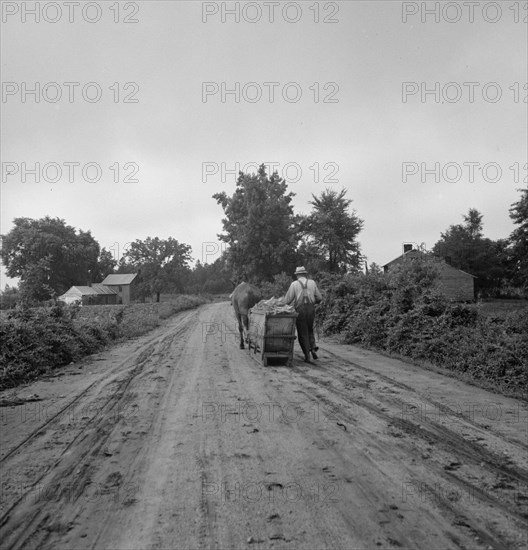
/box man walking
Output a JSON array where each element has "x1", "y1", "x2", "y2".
[{"x1": 283, "y1": 266, "x2": 323, "y2": 363}]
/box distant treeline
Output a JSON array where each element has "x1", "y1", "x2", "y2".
[{"x1": 1, "y1": 167, "x2": 526, "y2": 309}]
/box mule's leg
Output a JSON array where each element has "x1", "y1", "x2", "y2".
[
  {"x1": 242, "y1": 314, "x2": 250, "y2": 344},
  {"x1": 237, "y1": 314, "x2": 245, "y2": 349}
]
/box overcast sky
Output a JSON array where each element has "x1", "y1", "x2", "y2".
[{"x1": 1, "y1": 1, "x2": 526, "y2": 286}]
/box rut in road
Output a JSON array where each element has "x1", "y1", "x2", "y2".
[
  {"x1": 0, "y1": 303, "x2": 526, "y2": 550},
  {"x1": 0, "y1": 311, "x2": 195, "y2": 549},
  {"x1": 280, "y1": 355, "x2": 527, "y2": 539}
]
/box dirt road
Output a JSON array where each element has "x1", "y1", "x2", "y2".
[{"x1": 1, "y1": 302, "x2": 527, "y2": 550}]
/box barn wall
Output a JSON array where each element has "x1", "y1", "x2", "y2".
[
  {"x1": 103, "y1": 284, "x2": 131, "y2": 305},
  {"x1": 384, "y1": 255, "x2": 475, "y2": 301},
  {"x1": 121, "y1": 285, "x2": 131, "y2": 305},
  {"x1": 437, "y1": 272, "x2": 475, "y2": 301},
  {"x1": 81, "y1": 294, "x2": 118, "y2": 306}
]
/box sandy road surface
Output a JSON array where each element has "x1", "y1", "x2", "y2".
[{"x1": 1, "y1": 302, "x2": 527, "y2": 550}]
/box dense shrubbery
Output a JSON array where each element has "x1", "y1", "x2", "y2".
[
  {"x1": 0, "y1": 285, "x2": 21, "y2": 310},
  {"x1": 317, "y1": 261, "x2": 528, "y2": 397},
  {"x1": 0, "y1": 295, "x2": 206, "y2": 389},
  {"x1": 259, "y1": 272, "x2": 294, "y2": 300}
]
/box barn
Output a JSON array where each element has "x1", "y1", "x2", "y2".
[
  {"x1": 58, "y1": 273, "x2": 137, "y2": 306},
  {"x1": 57, "y1": 284, "x2": 118, "y2": 306},
  {"x1": 100, "y1": 273, "x2": 137, "y2": 305},
  {"x1": 383, "y1": 248, "x2": 475, "y2": 301}
]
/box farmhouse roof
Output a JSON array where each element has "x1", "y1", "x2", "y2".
[
  {"x1": 382, "y1": 249, "x2": 476, "y2": 277},
  {"x1": 438, "y1": 264, "x2": 477, "y2": 278},
  {"x1": 382, "y1": 249, "x2": 422, "y2": 268},
  {"x1": 101, "y1": 273, "x2": 137, "y2": 285}
]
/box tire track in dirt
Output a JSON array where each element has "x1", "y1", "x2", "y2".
[
  {"x1": 0, "y1": 311, "x2": 195, "y2": 464},
  {"x1": 320, "y1": 346, "x2": 528, "y2": 452},
  {"x1": 87, "y1": 314, "x2": 203, "y2": 550},
  {"x1": 180, "y1": 304, "x2": 526, "y2": 549},
  {"x1": 82, "y1": 304, "x2": 237, "y2": 550},
  {"x1": 0, "y1": 310, "x2": 197, "y2": 550},
  {"x1": 302, "y1": 349, "x2": 528, "y2": 493},
  {"x1": 298, "y1": 365, "x2": 528, "y2": 488},
  {"x1": 277, "y1": 347, "x2": 527, "y2": 549},
  {"x1": 203, "y1": 309, "x2": 487, "y2": 549}
]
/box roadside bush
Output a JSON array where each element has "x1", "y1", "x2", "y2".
[
  {"x1": 259, "y1": 272, "x2": 294, "y2": 300},
  {"x1": 0, "y1": 295, "x2": 208, "y2": 390},
  {"x1": 0, "y1": 286, "x2": 21, "y2": 310},
  {"x1": 317, "y1": 259, "x2": 528, "y2": 398},
  {"x1": 345, "y1": 301, "x2": 390, "y2": 347},
  {"x1": 0, "y1": 304, "x2": 91, "y2": 388}
]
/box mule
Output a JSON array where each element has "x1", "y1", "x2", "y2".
[{"x1": 231, "y1": 282, "x2": 262, "y2": 349}]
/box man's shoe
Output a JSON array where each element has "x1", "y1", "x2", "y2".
[
  {"x1": 312, "y1": 352, "x2": 318, "y2": 360},
  {"x1": 304, "y1": 355, "x2": 312, "y2": 363}
]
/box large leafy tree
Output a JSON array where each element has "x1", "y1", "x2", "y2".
[
  {"x1": 93, "y1": 247, "x2": 118, "y2": 281},
  {"x1": 300, "y1": 188, "x2": 363, "y2": 273},
  {"x1": 508, "y1": 187, "x2": 528, "y2": 289},
  {"x1": 1, "y1": 216, "x2": 107, "y2": 301},
  {"x1": 213, "y1": 164, "x2": 298, "y2": 282},
  {"x1": 119, "y1": 237, "x2": 192, "y2": 301},
  {"x1": 188, "y1": 256, "x2": 233, "y2": 294},
  {"x1": 432, "y1": 208, "x2": 507, "y2": 294}
]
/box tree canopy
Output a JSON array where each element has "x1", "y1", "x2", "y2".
[
  {"x1": 189, "y1": 257, "x2": 233, "y2": 294},
  {"x1": 119, "y1": 236, "x2": 192, "y2": 301},
  {"x1": 213, "y1": 164, "x2": 298, "y2": 282},
  {"x1": 432, "y1": 208, "x2": 508, "y2": 295},
  {"x1": 300, "y1": 188, "x2": 363, "y2": 274},
  {"x1": 1, "y1": 216, "x2": 115, "y2": 302},
  {"x1": 508, "y1": 186, "x2": 528, "y2": 289}
]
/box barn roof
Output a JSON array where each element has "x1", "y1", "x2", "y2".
[
  {"x1": 382, "y1": 249, "x2": 421, "y2": 268},
  {"x1": 438, "y1": 263, "x2": 477, "y2": 278},
  {"x1": 91, "y1": 284, "x2": 119, "y2": 294},
  {"x1": 59, "y1": 284, "x2": 118, "y2": 297},
  {"x1": 101, "y1": 273, "x2": 137, "y2": 285},
  {"x1": 382, "y1": 250, "x2": 476, "y2": 278}
]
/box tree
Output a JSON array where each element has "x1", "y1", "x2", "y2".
[
  {"x1": 508, "y1": 187, "x2": 528, "y2": 289},
  {"x1": 300, "y1": 188, "x2": 364, "y2": 273},
  {"x1": 213, "y1": 164, "x2": 298, "y2": 282},
  {"x1": 0, "y1": 284, "x2": 21, "y2": 310},
  {"x1": 187, "y1": 256, "x2": 233, "y2": 294},
  {"x1": 119, "y1": 237, "x2": 192, "y2": 302},
  {"x1": 92, "y1": 248, "x2": 118, "y2": 281},
  {"x1": 1, "y1": 217, "x2": 102, "y2": 302},
  {"x1": 463, "y1": 208, "x2": 484, "y2": 239},
  {"x1": 295, "y1": 239, "x2": 328, "y2": 275},
  {"x1": 432, "y1": 208, "x2": 507, "y2": 295}
]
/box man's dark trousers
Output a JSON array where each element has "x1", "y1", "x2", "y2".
[{"x1": 296, "y1": 302, "x2": 316, "y2": 360}]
